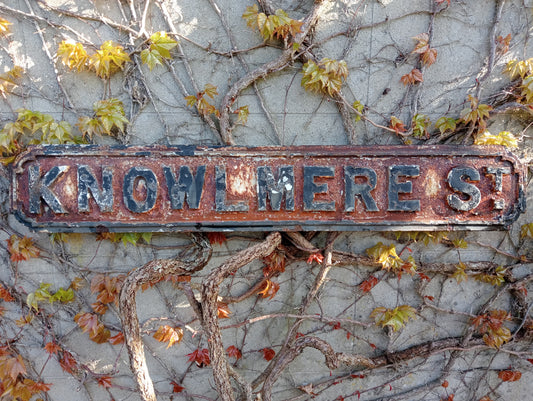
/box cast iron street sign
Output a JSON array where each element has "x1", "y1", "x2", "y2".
[{"x1": 11, "y1": 145, "x2": 525, "y2": 232}]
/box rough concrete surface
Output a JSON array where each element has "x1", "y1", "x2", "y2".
[{"x1": 0, "y1": 1, "x2": 532, "y2": 400}]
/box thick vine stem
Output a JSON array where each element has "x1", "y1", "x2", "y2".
[
  {"x1": 261, "y1": 336, "x2": 375, "y2": 401},
  {"x1": 119, "y1": 234, "x2": 212, "y2": 401},
  {"x1": 218, "y1": 0, "x2": 333, "y2": 145},
  {"x1": 201, "y1": 232, "x2": 282, "y2": 401}
]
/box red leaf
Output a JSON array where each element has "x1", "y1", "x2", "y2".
[
  {"x1": 170, "y1": 380, "x2": 184, "y2": 393},
  {"x1": 307, "y1": 252, "x2": 324, "y2": 264},
  {"x1": 261, "y1": 348, "x2": 275, "y2": 361},
  {"x1": 226, "y1": 345, "x2": 242, "y2": 360},
  {"x1": 527, "y1": 358, "x2": 533, "y2": 365},
  {"x1": 424, "y1": 295, "x2": 435, "y2": 302},
  {"x1": 498, "y1": 370, "x2": 521, "y2": 382},
  {"x1": 418, "y1": 272, "x2": 431, "y2": 281},
  {"x1": 96, "y1": 375, "x2": 113, "y2": 388},
  {"x1": 44, "y1": 342, "x2": 61, "y2": 355},
  {"x1": 28, "y1": 380, "x2": 52, "y2": 393},
  {"x1": 59, "y1": 351, "x2": 78, "y2": 373},
  {"x1": 442, "y1": 380, "x2": 449, "y2": 388},
  {"x1": 0, "y1": 285, "x2": 14, "y2": 302},
  {"x1": 186, "y1": 348, "x2": 210, "y2": 367},
  {"x1": 359, "y1": 276, "x2": 379, "y2": 293},
  {"x1": 108, "y1": 332, "x2": 125, "y2": 345},
  {"x1": 369, "y1": 343, "x2": 377, "y2": 350},
  {"x1": 351, "y1": 374, "x2": 365, "y2": 379}
]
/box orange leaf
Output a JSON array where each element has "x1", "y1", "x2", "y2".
[
  {"x1": 421, "y1": 48, "x2": 437, "y2": 67},
  {"x1": 89, "y1": 324, "x2": 111, "y2": 344},
  {"x1": 74, "y1": 312, "x2": 100, "y2": 334},
  {"x1": 307, "y1": 252, "x2": 324, "y2": 264},
  {"x1": 226, "y1": 345, "x2": 242, "y2": 360},
  {"x1": 186, "y1": 348, "x2": 210, "y2": 367},
  {"x1": 498, "y1": 370, "x2": 521, "y2": 382},
  {"x1": 153, "y1": 325, "x2": 183, "y2": 348},
  {"x1": 96, "y1": 376, "x2": 113, "y2": 388},
  {"x1": 261, "y1": 348, "x2": 275, "y2": 361},
  {"x1": 170, "y1": 380, "x2": 184, "y2": 393},
  {"x1": 359, "y1": 276, "x2": 379, "y2": 293},
  {"x1": 389, "y1": 116, "x2": 407, "y2": 134},
  {"x1": 7, "y1": 234, "x2": 40, "y2": 262},
  {"x1": 4, "y1": 354, "x2": 26, "y2": 380},
  {"x1": 217, "y1": 302, "x2": 231, "y2": 319},
  {"x1": 0, "y1": 285, "x2": 14, "y2": 302},
  {"x1": 442, "y1": 380, "x2": 449, "y2": 388},
  {"x1": 263, "y1": 251, "x2": 286, "y2": 276},
  {"x1": 109, "y1": 332, "x2": 125, "y2": 345},
  {"x1": 257, "y1": 279, "x2": 280, "y2": 300},
  {"x1": 400, "y1": 68, "x2": 423, "y2": 85},
  {"x1": 28, "y1": 380, "x2": 51, "y2": 393},
  {"x1": 44, "y1": 342, "x2": 61, "y2": 355}
]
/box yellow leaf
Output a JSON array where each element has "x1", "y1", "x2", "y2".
[
  {"x1": 0, "y1": 18, "x2": 12, "y2": 35},
  {"x1": 474, "y1": 131, "x2": 518, "y2": 148},
  {"x1": 89, "y1": 41, "x2": 130, "y2": 78},
  {"x1": 57, "y1": 41, "x2": 88, "y2": 71}
]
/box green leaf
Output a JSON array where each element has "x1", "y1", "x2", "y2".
[
  {"x1": 149, "y1": 31, "x2": 178, "y2": 59},
  {"x1": 236, "y1": 105, "x2": 249, "y2": 124},
  {"x1": 370, "y1": 305, "x2": 416, "y2": 332},
  {"x1": 141, "y1": 48, "x2": 163, "y2": 71},
  {"x1": 435, "y1": 117, "x2": 456, "y2": 134}
]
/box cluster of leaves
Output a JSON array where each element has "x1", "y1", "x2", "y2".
[
  {"x1": 301, "y1": 58, "x2": 349, "y2": 96},
  {"x1": 395, "y1": 231, "x2": 449, "y2": 246},
  {"x1": 474, "y1": 130, "x2": 518, "y2": 148},
  {"x1": 412, "y1": 33, "x2": 438, "y2": 67},
  {"x1": 186, "y1": 84, "x2": 220, "y2": 118},
  {"x1": 77, "y1": 99, "x2": 129, "y2": 140},
  {"x1": 74, "y1": 312, "x2": 111, "y2": 344},
  {"x1": 520, "y1": 223, "x2": 533, "y2": 239},
  {"x1": 460, "y1": 95, "x2": 492, "y2": 133},
  {"x1": 370, "y1": 305, "x2": 417, "y2": 332},
  {"x1": 140, "y1": 31, "x2": 178, "y2": 70},
  {"x1": 0, "y1": 109, "x2": 84, "y2": 164},
  {"x1": 472, "y1": 309, "x2": 512, "y2": 348},
  {"x1": 186, "y1": 348, "x2": 210, "y2": 367},
  {"x1": 366, "y1": 242, "x2": 417, "y2": 278},
  {"x1": 242, "y1": 5, "x2": 303, "y2": 42},
  {"x1": 412, "y1": 114, "x2": 431, "y2": 138},
  {"x1": 90, "y1": 273, "x2": 126, "y2": 311},
  {"x1": 0, "y1": 66, "x2": 23, "y2": 98},
  {"x1": 474, "y1": 265, "x2": 507, "y2": 286},
  {"x1": 96, "y1": 231, "x2": 152, "y2": 247},
  {"x1": 57, "y1": 40, "x2": 130, "y2": 78},
  {"x1": 6, "y1": 235, "x2": 40, "y2": 262},
  {"x1": 0, "y1": 346, "x2": 50, "y2": 401},
  {"x1": 26, "y1": 283, "x2": 75, "y2": 312},
  {"x1": 153, "y1": 325, "x2": 184, "y2": 348}
]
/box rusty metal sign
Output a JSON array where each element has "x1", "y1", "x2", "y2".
[{"x1": 10, "y1": 145, "x2": 525, "y2": 232}]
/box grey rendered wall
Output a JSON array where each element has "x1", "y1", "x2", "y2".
[{"x1": 0, "y1": 1, "x2": 532, "y2": 400}]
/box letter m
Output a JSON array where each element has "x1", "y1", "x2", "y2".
[{"x1": 257, "y1": 166, "x2": 294, "y2": 211}]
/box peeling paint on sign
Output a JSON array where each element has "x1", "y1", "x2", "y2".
[{"x1": 11, "y1": 145, "x2": 525, "y2": 232}]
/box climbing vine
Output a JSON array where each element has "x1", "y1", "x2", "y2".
[{"x1": 0, "y1": 1, "x2": 532, "y2": 401}]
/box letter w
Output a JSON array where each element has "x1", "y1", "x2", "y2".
[{"x1": 164, "y1": 166, "x2": 206, "y2": 209}]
